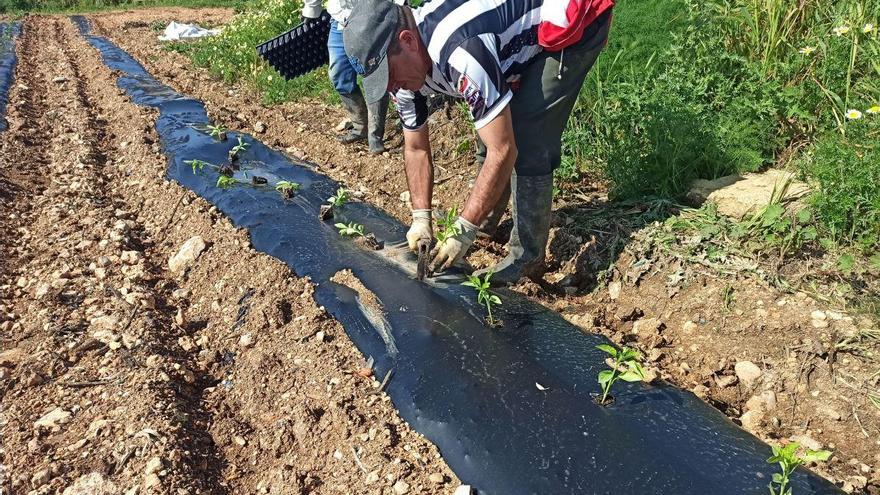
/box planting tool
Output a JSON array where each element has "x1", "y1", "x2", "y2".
[{"x1": 416, "y1": 239, "x2": 431, "y2": 281}]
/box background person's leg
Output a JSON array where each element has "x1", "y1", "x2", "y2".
[
  {"x1": 477, "y1": 13, "x2": 611, "y2": 285},
  {"x1": 328, "y1": 20, "x2": 367, "y2": 144}
]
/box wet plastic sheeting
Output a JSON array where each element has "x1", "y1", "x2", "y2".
[
  {"x1": 74, "y1": 17, "x2": 842, "y2": 495},
  {"x1": 0, "y1": 22, "x2": 21, "y2": 132}
]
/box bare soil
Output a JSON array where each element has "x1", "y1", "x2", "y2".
[
  {"x1": 0, "y1": 7, "x2": 877, "y2": 494},
  {"x1": 0, "y1": 15, "x2": 456, "y2": 494}
]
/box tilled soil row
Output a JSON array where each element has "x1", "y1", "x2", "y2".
[{"x1": 1, "y1": 15, "x2": 456, "y2": 495}]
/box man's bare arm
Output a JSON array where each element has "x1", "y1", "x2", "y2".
[
  {"x1": 403, "y1": 125, "x2": 434, "y2": 210},
  {"x1": 461, "y1": 106, "x2": 517, "y2": 225}
]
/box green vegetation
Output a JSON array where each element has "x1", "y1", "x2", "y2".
[
  {"x1": 335, "y1": 221, "x2": 364, "y2": 237},
  {"x1": 0, "y1": 0, "x2": 242, "y2": 14},
  {"x1": 436, "y1": 206, "x2": 461, "y2": 243},
  {"x1": 561, "y1": 0, "x2": 880, "y2": 256},
  {"x1": 183, "y1": 0, "x2": 334, "y2": 105},
  {"x1": 207, "y1": 123, "x2": 227, "y2": 141},
  {"x1": 595, "y1": 344, "x2": 645, "y2": 405},
  {"x1": 228, "y1": 136, "x2": 249, "y2": 160},
  {"x1": 462, "y1": 271, "x2": 502, "y2": 326},
  {"x1": 327, "y1": 187, "x2": 349, "y2": 208},
  {"x1": 184, "y1": 158, "x2": 210, "y2": 174},
  {"x1": 275, "y1": 180, "x2": 300, "y2": 197},
  {"x1": 216, "y1": 175, "x2": 238, "y2": 189},
  {"x1": 766, "y1": 442, "x2": 832, "y2": 495}
]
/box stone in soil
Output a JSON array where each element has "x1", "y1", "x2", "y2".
[
  {"x1": 168, "y1": 235, "x2": 206, "y2": 274},
  {"x1": 734, "y1": 361, "x2": 762, "y2": 388}
]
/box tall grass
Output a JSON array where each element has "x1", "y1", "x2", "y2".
[{"x1": 0, "y1": 0, "x2": 242, "y2": 13}]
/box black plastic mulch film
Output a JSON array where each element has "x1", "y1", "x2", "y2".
[
  {"x1": 70, "y1": 17, "x2": 842, "y2": 495},
  {"x1": 0, "y1": 22, "x2": 21, "y2": 132},
  {"x1": 256, "y1": 11, "x2": 331, "y2": 80}
]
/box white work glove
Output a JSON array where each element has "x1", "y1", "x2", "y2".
[
  {"x1": 430, "y1": 217, "x2": 478, "y2": 272},
  {"x1": 406, "y1": 209, "x2": 433, "y2": 252}
]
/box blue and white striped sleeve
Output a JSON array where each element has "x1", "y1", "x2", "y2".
[
  {"x1": 446, "y1": 35, "x2": 512, "y2": 129},
  {"x1": 393, "y1": 89, "x2": 430, "y2": 131}
]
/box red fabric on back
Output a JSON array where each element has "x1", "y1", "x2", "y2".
[{"x1": 538, "y1": 0, "x2": 613, "y2": 51}]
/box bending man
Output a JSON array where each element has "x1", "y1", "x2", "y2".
[{"x1": 344, "y1": 0, "x2": 612, "y2": 284}]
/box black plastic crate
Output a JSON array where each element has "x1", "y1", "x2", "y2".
[{"x1": 256, "y1": 11, "x2": 332, "y2": 80}]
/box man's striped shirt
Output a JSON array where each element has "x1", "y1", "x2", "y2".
[{"x1": 394, "y1": 0, "x2": 547, "y2": 130}]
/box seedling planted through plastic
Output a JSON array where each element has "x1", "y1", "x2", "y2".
[
  {"x1": 207, "y1": 123, "x2": 227, "y2": 141},
  {"x1": 276, "y1": 180, "x2": 301, "y2": 199},
  {"x1": 767, "y1": 442, "x2": 831, "y2": 495},
  {"x1": 328, "y1": 188, "x2": 349, "y2": 207},
  {"x1": 184, "y1": 159, "x2": 210, "y2": 174},
  {"x1": 595, "y1": 344, "x2": 645, "y2": 405},
  {"x1": 321, "y1": 188, "x2": 350, "y2": 220},
  {"x1": 229, "y1": 137, "x2": 249, "y2": 161},
  {"x1": 462, "y1": 271, "x2": 502, "y2": 327},
  {"x1": 216, "y1": 175, "x2": 238, "y2": 189},
  {"x1": 436, "y1": 206, "x2": 462, "y2": 243},
  {"x1": 335, "y1": 222, "x2": 365, "y2": 237}
]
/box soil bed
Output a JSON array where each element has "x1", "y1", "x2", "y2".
[{"x1": 0, "y1": 15, "x2": 456, "y2": 494}]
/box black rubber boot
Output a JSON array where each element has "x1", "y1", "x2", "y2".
[
  {"x1": 367, "y1": 94, "x2": 389, "y2": 154},
  {"x1": 337, "y1": 89, "x2": 367, "y2": 144},
  {"x1": 475, "y1": 174, "x2": 553, "y2": 286}
]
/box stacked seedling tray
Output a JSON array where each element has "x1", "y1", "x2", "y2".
[{"x1": 256, "y1": 11, "x2": 331, "y2": 80}]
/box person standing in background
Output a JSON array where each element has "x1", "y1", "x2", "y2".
[{"x1": 301, "y1": 0, "x2": 393, "y2": 154}]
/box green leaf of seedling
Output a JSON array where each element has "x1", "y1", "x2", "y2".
[
  {"x1": 771, "y1": 473, "x2": 784, "y2": 483},
  {"x1": 619, "y1": 368, "x2": 644, "y2": 382},
  {"x1": 596, "y1": 344, "x2": 618, "y2": 357},
  {"x1": 597, "y1": 369, "x2": 614, "y2": 385},
  {"x1": 488, "y1": 294, "x2": 501, "y2": 305},
  {"x1": 800, "y1": 450, "x2": 831, "y2": 463}
]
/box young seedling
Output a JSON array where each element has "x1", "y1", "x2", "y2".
[
  {"x1": 335, "y1": 222, "x2": 365, "y2": 237},
  {"x1": 462, "y1": 271, "x2": 502, "y2": 327},
  {"x1": 595, "y1": 344, "x2": 645, "y2": 405},
  {"x1": 275, "y1": 180, "x2": 301, "y2": 199},
  {"x1": 184, "y1": 159, "x2": 210, "y2": 174},
  {"x1": 228, "y1": 136, "x2": 249, "y2": 161},
  {"x1": 767, "y1": 442, "x2": 831, "y2": 495},
  {"x1": 216, "y1": 175, "x2": 238, "y2": 189},
  {"x1": 328, "y1": 187, "x2": 349, "y2": 207},
  {"x1": 436, "y1": 206, "x2": 462, "y2": 243},
  {"x1": 207, "y1": 123, "x2": 227, "y2": 141}
]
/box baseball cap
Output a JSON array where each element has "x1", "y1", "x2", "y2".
[{"x1": 343, "y1": 0, "x2": 400, "y2": 104}]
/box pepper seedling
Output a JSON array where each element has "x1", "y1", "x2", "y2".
[
  {"x1": 207, "y1": 123, "x2": 227, "y2": 141},
  {"x1": 335, "y1": 222, "x2": 365, "y2": 237},
  {"x1": 462, "y1": 271, "x2": 502, "y2": 326},
  {"x1": 184, "y1": 159, "x2": 210, "y2": 174},
  {"x1": 436, "y1": 206, "x2": 462, "y2": 243},
  {"x1": 229, "y1": 136, "x2": 249, "y2": 161},
  {"x1": 328, "y1": 187, "x2": 349, "y2": 207},
  {"x1": 216, "y1": 175, "x2": 238, "y2": 189},
  {"x1": 275, "y1": 180, "x2": 301, "y2": 199},
  {"x1": 767, "y1": 442, "x2": 831, "y2": 495},
  {"x1": 595, "y1": 344, "x2": 645, "y2": 405}
]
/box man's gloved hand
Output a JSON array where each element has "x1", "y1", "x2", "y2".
[
  {"x1": 406, "y1": 209, "x2": 433, "y2": 252},
  {"x1": 430, "y1": 217, "x2": 478, "y2": 272}
]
